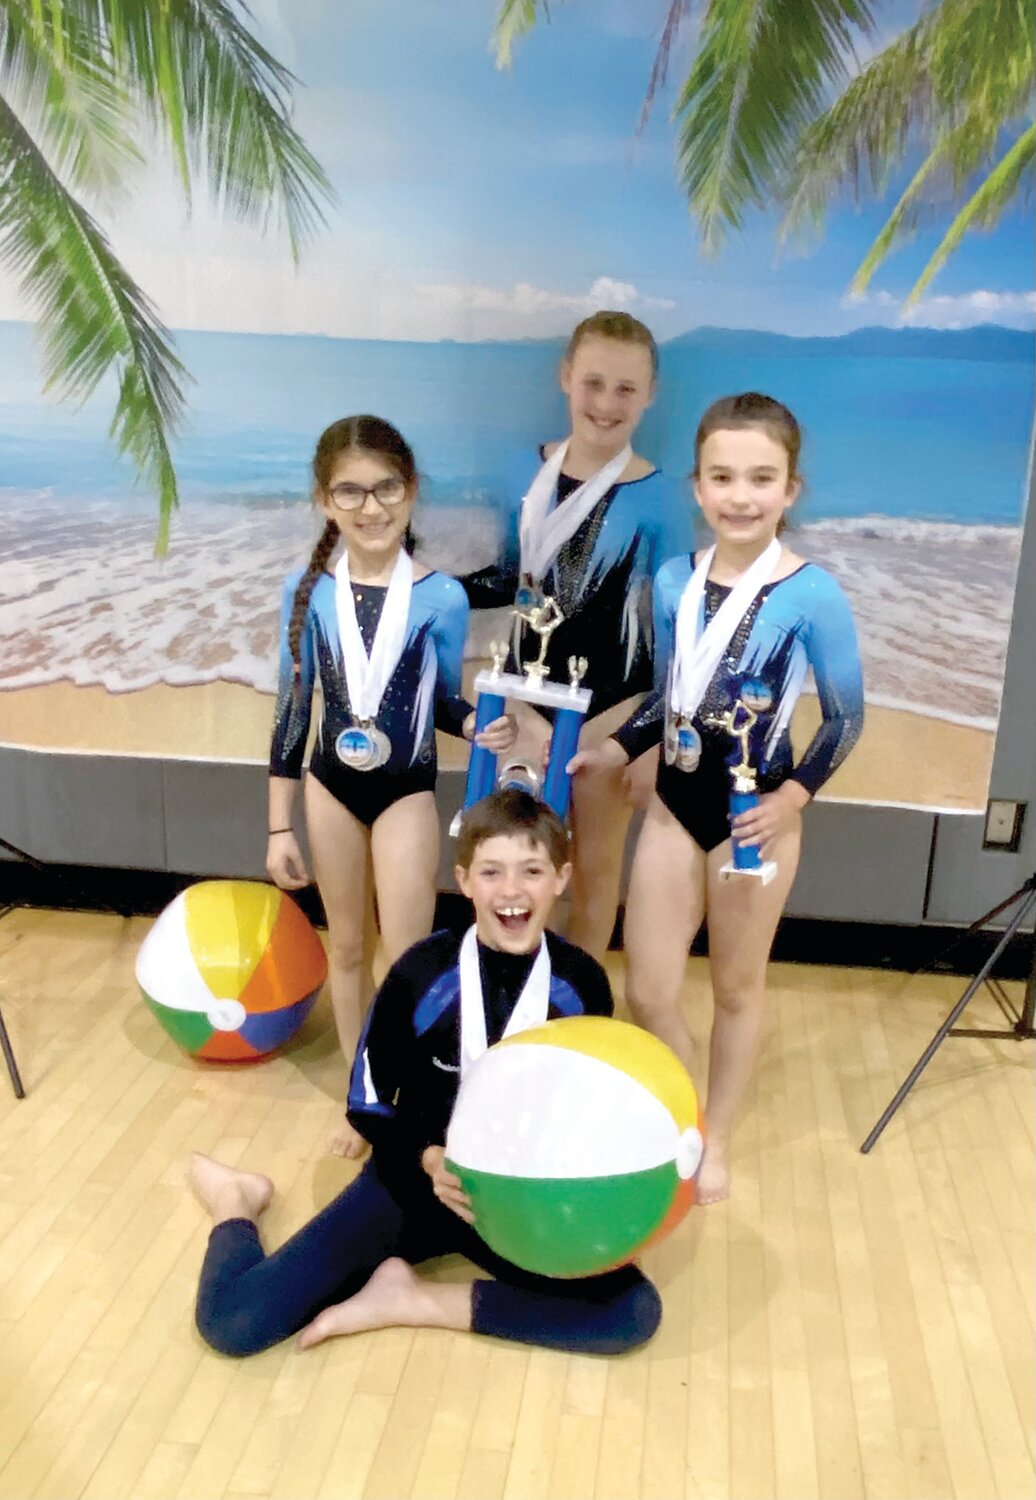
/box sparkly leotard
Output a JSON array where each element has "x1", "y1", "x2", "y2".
[
  {"x1": 270, "y1": 567, "x2": 472, "y2": 827},
  {"x1": 614, "y1": 557, "x2": 865, "y2": 852},
  {"x1": 461, "y1": 449, "x2": 693, "y2": 718}
]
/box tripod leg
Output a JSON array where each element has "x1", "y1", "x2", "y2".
[
  {"x1": 0, "y1": 1005, "x2": 25, "y2": 1099},
  {"x1": 861, "y1": 884, "x2": 1036, "y2": 1153}
]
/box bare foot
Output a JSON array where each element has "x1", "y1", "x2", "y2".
[
  {"x1": 297, "y1": 1258, "x2": 470, "y2": 1349},
  {"x1": 329, "y1": 1116, "x2": 370, "y2": 1160},
  {"x1": 190, "y1": 1152, "x2": 274, "y2": 1224},
  {"x1": 695, "y1": 1139, "x2": 730, "y2": 1206}
]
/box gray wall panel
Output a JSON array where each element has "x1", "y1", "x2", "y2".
[
  {"x1": 0, "y1": 746, "x2": 166, "y2": 868},
  {"x1": 925, "y1": 811, "x2": 1035, "y2": 931},
  {"x1": 162, "y1": 760, "x2": 270, "y2": 878},
  {"x1": 785, "y1": 801, "x2": 934, "y2": 924}
]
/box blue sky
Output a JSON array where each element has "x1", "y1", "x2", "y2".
[{"x1": 0, "y1": 0, "x2": 1030, "y2": 339}]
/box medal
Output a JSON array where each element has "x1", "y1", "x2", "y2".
[
  {"x1": 665, "y1": 714, "x2": 701, "y2": 773},
  {"x1": 741, "y1": 677, "x2": 773, "y2": 713},
  {"x1": 334, "y1": 548, "x2": 412, "y2": 774},
  {"x1": 335, "y1": 719, "x2": 392, "y2": 771}
]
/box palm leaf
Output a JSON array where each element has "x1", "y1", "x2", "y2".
[
  {"x1": 783, "y1": 0, "x2": 1034, "y2": 239},
  {"x1": 780, "y1": 15, "x2": 933, "y2": 237},
  {"x1": 674, "y1": 0, "x2": 877, "y2": 251},
  {"x1": 0, "y1": 92, "x2": 188, "y2": 553},
  {"x1": 492, "y1": 0, "x2": 552, "y2": 68},
  {"x1": 0, "y1": 1, "x2": 142, "y2": 196},
  {"x1": 58, "y1": 0, "x2": 334, "y2": 256},
  {"x1": 637, "y1": 0, "x2": 694, "y2": 136},
  {"x1": 907, "y1": 123, "x2": 1036, "y2": 303}
]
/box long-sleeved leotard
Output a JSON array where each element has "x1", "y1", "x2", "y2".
[
  {"x1": 615, "y1": 557, "x2": 864, "y2": 852},
  {"x1": 461, "y1": 449, "x2": 693, "y2": 718},
  {"x1": 269, "y1": 566, "x2": 472, "y2": 826}
]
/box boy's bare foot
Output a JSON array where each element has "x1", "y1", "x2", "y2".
[
  {"x1": 190, "y1": 1152, "x2": 274, "y2": 1224},
  {"x1": 329, "y1": 1117, "x2": 370, "y2": 1160},
  {"x1": 695, "y1": 1138, "x2": 730, "y2": 1205},
  {"x1": 297, "y1": 1258, "x2": 470, "y2": 1348}
]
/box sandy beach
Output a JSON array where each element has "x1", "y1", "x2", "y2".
[{"x1": 0, "y1": 678, "x2": 995, "y2": 812}]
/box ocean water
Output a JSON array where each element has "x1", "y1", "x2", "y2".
[{"x1": 1, "y1": 319, "x2": 1031, "y2": 727}]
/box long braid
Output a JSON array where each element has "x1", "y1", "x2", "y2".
[{"x1": 288, "y1": 519, "x2": 339, "y2": 696}]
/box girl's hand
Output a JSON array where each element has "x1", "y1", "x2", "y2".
[
  {"x1": 567, "y1": 738, "x2": 629, "y2": 779},
  {"x1": 730, "y1": 782, "x2": 808, "y2": 850},
  {"x1": 266, "y1": 831, "x2": 310, "y2": 890},
  {"x1": 421, "y1": 1145, "x2": 475, "y2": 1224},
  {"x1": 472, "y1": 713, "x2": 518, "y2": 754},
  {"x1": 622, "y1": 746, "x2": 659, "y2": 810}
]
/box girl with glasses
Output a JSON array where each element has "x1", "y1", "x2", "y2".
[{"x1": 268, "y1": 415, "x2": 516, "y2": 1158}]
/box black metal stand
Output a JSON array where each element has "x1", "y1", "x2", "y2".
[
  {"x1": 861, "y1": 874, "x2": 1036, "y2": 1153},
  {"x1": 0, "y1": 903, "x2": 25, "y2": 1098},
  {"x1": 0, "y1": 837, "x2": 131, "y2": 1100}
]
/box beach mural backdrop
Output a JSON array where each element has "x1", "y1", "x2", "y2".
[{"x1": 1, "y1": 1, "x2": 1033, "y2": 812}]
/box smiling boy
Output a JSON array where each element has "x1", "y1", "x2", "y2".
[{"x1": 190, "y1": 790, "x2": 661, "y2": 1357}]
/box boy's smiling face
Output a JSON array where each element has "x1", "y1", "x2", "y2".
[{"x1": 456, "y1": 834, "x2": 571, "y2": 953}]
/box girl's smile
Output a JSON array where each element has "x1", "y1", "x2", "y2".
[
  {"x1": 321, "y1": 450, "x2": 416, "y2": 573},
  {"x1": 695, "y1": 427, "x2": 800, "y2": 554}
]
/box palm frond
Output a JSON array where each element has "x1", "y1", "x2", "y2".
[
  {"x1": 67, "y1": 0, "x2": 334, "y2": 257},
  {"x1": 780, "y1": 14, "x2": 932, "y2": 237},
  {"x1": 0, "y1": 1, "x2": 142, "y2": 195},
  {"x1": 907, "y1": 124, "x2": 1036, "y2": 304},
  {"x1": 674, "y1": 0, "x2": 877, "y2": 251},
  {"x1": 637, "y1": 0, "x2": 694, "y2": 137},
  {"x1": 925, "y1": 0, "x2": 1034, "y2": 136},
  {"x1": 492, "y1": 0, "x2": 551, "y2": 68},
  {"x1": 0, "y1": 92, "x2": 188, "y2": 554},
  {"x1": 782, "y1": 0, "x2": 1034, "y2": 239}
]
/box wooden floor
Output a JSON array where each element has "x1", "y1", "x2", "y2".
[{"x1": 0, "y1": 909, "x2": 1032, "y2": 1500}]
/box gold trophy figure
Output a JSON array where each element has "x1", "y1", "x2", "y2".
[{"x1": 704, "y1": 692, "x2": 777, "y2": 884}]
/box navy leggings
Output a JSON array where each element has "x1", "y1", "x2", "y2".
[{"x1": 196, "y1": 1160, "x2": 661, "y2": 1358}]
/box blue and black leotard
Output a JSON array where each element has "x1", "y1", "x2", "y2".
[
  {"x1": 269, "y1": 566, "x2": 473, "y2": 827},
  {"x1": 615, "y1": 556, "x2": 865, "y2": 852},
  {"x1": 461, "y1": 449, "x2": 693, "y2": 719}
]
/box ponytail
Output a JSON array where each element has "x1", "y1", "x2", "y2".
[{"x1": 288, "y1": 519, "x2": 339, "y2": 694}]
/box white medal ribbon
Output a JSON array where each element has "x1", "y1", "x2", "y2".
[
  {"x1": 458, "y1": 925, "x2": 551, "y2": 1077},
  {"x1": 334, "y1": 547, "x2": 413, "y2": 722},
  {"x1": 519, "y1": 439, "x2": 632, "y2": 584},
  {"x1": 670, "y1": 539, "x2": 782, "y2": 721}
]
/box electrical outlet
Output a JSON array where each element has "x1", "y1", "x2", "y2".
[{"x1": 983, "y1": 799, "x2": 1025, "y2": 850}]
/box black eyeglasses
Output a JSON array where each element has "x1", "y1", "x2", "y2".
[{"x1": 327, "y1": 477, "x2": 408, "y2": 511}]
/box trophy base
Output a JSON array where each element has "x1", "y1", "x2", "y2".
[{"x1": 719, "y1": 859, "x2": 777, "y2": 886}]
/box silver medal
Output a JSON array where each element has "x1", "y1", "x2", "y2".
[
  {"x1": 335, "y1": 719, "x2": 391, "y2": 771},
  {"x1": 665, "y1": 714, "x2": 701, "y2": 773}
]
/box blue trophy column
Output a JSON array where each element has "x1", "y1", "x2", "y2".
[
  {"x1": 542, "y1": 707, "x2": 583, "y2": 819},
  {"x1": 462, "y1": 690, "x2": 507, "y2": 807},
  {"x1": 729, "y1": 788, "x2": 763, "y2": 872}
]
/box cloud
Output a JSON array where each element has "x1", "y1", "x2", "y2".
[
  {"x1": 415, "y1": 275, "x2": 675, "y2": 322},
  {"x1": 844, "y1": 288, "x2": 1036, "y2": 329}
]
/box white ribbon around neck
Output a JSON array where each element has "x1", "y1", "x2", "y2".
[
  {"x1": 670, "y1": 538, "x2": 783, "y2": 720},
  {"x1": 518, "y1": 439, "x2": 632, "y2": 584},
  {"x1": 334, "y1": 547, "x2": 413, "y2": 721},
  {"x1": 458, "y1": 925, "x2": 551, "y2": 1077}
]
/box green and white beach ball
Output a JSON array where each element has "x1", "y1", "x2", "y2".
[{"x1": 445, "y1": 1015, "x2": 704, "y2": 1277}]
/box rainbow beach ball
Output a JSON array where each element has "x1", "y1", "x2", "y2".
[
  {"x1": 445, "y1": 1016, "x2": 704, "y2": 1277},
  {"x1": 136, "y1": 881, "x2": 327, "y2": 1062}
]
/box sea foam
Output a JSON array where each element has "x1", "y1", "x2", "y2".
[{"x1": 0, "y1": 492, "x2": 1020, "y2": 728}]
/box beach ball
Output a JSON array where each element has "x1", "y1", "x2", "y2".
[
  {"x1": 136, "y1": 881, "x2": 327, "y2": 1061},
  {"x1": 445, "y1": 1016, "x2": 704, "y2": 1277}
]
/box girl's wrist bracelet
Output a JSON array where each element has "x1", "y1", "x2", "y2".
[{"x1": 268, "y1": 827, "x2": 293, "y2": 835}]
